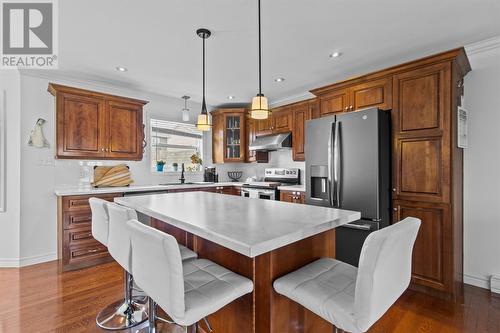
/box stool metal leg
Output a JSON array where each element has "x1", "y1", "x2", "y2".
[
  {"x1": 148, "y1": 297, "x2": 157, "y2": 333},
  {"x1": 96, "y1": 270, "x2": 148, "y2": 330}
]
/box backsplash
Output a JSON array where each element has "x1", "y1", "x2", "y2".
[{"x1": 209, "y1": 150, "x2": 305, "y2": 184}]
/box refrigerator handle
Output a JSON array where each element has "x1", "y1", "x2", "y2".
[
  {"x1": 328, "y1": 122, "x2": 335, "y2": 207},
  {"x1": 333, "y1": 121, "x2": 341, "y2": 207}
]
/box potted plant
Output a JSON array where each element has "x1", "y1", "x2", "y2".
[
  {"x1": 172, "y1": 162, "x2": 179, "y2": 172},
  {"x1": 156, "y1": 160, "x2": 166, "y2": 172},
  {"x1": 190, "y1": 154, "x2": 203, "y2": 171}
]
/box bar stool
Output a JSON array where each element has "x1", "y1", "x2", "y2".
[
  {"x1": 273, "y1": 217, "x2": 421, "y2": 333},
  {"x1": 127, "y1": 218, "x2": 254, "y2": 333},
  {"x1": 90, "y1": 198, "x2": 199, "y2": 330}
]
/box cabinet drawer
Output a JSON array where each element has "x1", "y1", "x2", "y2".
[
  {"x1": 64, "y1": 227, "x2": 96, "y2": 247},
  {"x1": 61, "y1": 193, "x2": 122, "y2": 212},
  {"x1": 63, "y1": 211, "x2": 92, "y2": 229},
  {"x1": 65, "y1": 244, "x2": 110, "y2": 266}
]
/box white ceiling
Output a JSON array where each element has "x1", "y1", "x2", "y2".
[{"x1": 56, "y1": 0, "x2": 500, "y2": 106}]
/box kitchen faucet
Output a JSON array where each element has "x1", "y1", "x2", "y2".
[{"x1": 179, "y1": 163, "x2": 185, "y2": 184}]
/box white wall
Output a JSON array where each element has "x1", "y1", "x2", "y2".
[
  {"x1": 463, "y1": 37, "x2": 500, "y2": 289},
  {"x1": 14, "y1": 72, "x2": 204, "y2": 265},
  {"x1": 0, "y1": 71, "x2": 22, "y2": 266}
]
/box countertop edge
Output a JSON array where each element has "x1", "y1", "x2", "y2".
[{"x1": 54, "y1": 182, "x2": 244, "y2": 196}]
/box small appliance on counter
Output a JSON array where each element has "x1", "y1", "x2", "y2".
[
  {"x1": 203, "y1": 167, "x2": 218, "y2": 183},
  {"x1": 241, "y1": 168, "x2": 300, "y2": 200}
]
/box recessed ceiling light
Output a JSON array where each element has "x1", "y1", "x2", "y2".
[
  {"x1": 228, "y1": 95, "x2": 235, "y2": 100},
  {"x1": 274, "y1": 77, "x2": 285, "y2": 82},
  {"x1": 116, "y1": 66, "x2": 128, "y2": 72},
  {"x1": 329, "y1": 52, "x2": 341, "y2": 58}
]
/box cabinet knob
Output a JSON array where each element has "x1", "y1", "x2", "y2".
[
  {"x1": 392, "y1": 188, "x2": 396, "y2": 192},
  {"x1": 101, "y1": 148, "x2": 105, "y2": 152},
  {"x1": 393, "y1": 207, "x2": 398, "y2": 211},
  {"x1": 350, "y1": 105, "x2": 353, "y2": 110},
  {"x1": 344, "y1": 107, "x2": 348, "y2": 111}
]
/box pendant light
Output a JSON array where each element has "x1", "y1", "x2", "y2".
[
  {"x1": 196, "y1": 28, "x2": 212, "y2": 131},
  {"x1": 181, "y1": 95, "x2": 190, "y2": 122},
  {"x1": 250, "y1": 0, "x2": 270, "y2": 120}
]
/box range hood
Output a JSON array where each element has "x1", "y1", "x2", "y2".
[{"x1": 249, "y1": 132, "x2": 292, "y2": 151}]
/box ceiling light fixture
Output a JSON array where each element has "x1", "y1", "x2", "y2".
[
  {"x1": 329, "y1": 52, "x2": 341, "y2": 58},
  {"x1": 274, "y1": 77, "x2": 285, "y2": 82},
  {"x1": 116, "y1": 66, "x2": 128, "y2": 72},
  {"x1": 250, "y1": 0, "x2": 270, "y2": 120},
  {"x1": 181, "y1": 95, "x2": 190, "y2": 122},
  {"x1": 196, "y1": 28, "x2": 212, "y2": 131},
  {"x1": 228, "y1": 95, "x2": 235, "y2": 100}
]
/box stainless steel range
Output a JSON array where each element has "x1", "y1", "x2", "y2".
[{"x1": 241, "y1": 168, "x2": 300, "y2": 200}]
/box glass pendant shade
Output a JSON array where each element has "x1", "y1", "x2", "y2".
[
  {"x1": 196, "y1": 113, "x2": 211, "y2": 131},
  {"x1": 182, "y1": 108, "x2": 189, "y2": 122},
  {"x1": 251, "y1": 95, "x2": 270, "y2": 119}
]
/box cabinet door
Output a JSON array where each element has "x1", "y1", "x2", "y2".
[
  {"x1": 393, "y1": 62, "x2": 451, "y2": 135},
  {"x1": 392, "y1": 62, "x2": 451, "y2": 203},
  {"x1": 223, "y1": 113, "x2": 245, "y2": 163},
  {"x1": 349, "y1": 77, "x2": 392, "y2": 111},
  {"x1": 106, "y1": 100, "x2": 143, "y2": 160},
  {"x1": 319, "y1": 89, "x2": 349, "y2": 116},
  {"x1": 393, "y1": 200, "x2": 451, "y2": 292},
  {"x1": 256, "y1": 117, "x2": 273, "y2": 136},
  {"x1": 280, "y1": 191, "x2": 295, "y2": 203},
  {"x1": 212, "y1": 113, "x2": 225, "y2": 164},
  {"x1": 56, "y1": 93, "x2": 106, "y2": 159},
  {"x1": 272, "y1": 107, "x2": 293, "y2": 133},
  {"x1": 292, "y1": 102, "x2": 310, "y2": 161},
  {"x1": 246, "y1": 117, "x2": 257, "y2": 163}
]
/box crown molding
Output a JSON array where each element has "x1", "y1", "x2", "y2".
[{"x1": 465, "y1": 35, "x2": 500, "y2": 55}]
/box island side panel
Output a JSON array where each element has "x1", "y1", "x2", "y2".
[
  {"x1": 268, "y1": 229, "x2": 336, "y2": 333},
  {"x1": 150, "y1": 217, "x2": 254, "y2": 333}
]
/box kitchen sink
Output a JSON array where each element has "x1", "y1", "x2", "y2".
[{"x1": 158, "y1": 182, "x2": 214, "y2": 186}]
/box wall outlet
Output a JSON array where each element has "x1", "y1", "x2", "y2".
[{"x1": 491, "y1": 275, "x2": 500, "y2": 294}]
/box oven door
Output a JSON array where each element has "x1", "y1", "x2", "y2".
[{"x1": 241, "y1": 188, "x2": 276, "y2": 200}]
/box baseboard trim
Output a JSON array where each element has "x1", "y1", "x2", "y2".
[
  {"x1": 463, "y1": 274, "x2": 489, "y2": 290},
  {"x1": 0, "y1": 253, "x2": 57, "y2": 268}
]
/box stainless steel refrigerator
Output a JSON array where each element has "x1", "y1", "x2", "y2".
[{"x1": 305, "y1": 107, "x2": 391, "y2": 266}]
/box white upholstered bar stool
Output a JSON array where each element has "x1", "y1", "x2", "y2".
[
  {"x1": 273, "y1": 217, "x2": 421, "y2": 333},
  {"x1": 127, "y1": 218, "x2": 254, "y2": 333}
]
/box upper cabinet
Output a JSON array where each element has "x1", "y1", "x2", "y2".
[
  {"x1": 48, "y1": 84, "x2": 147, "y2": 161},
  {"x1": 291, "y1": 100, "x2": 314, "y2": 161},
  {"x1": 312, "y1": 77, "x2": 392, "y2": 116},
  {"x1": 211, "y1": 108, "x2": 246, "y2": 164},
  {"x1": 271, "y1": 106, "x2": 293, "y2": 133},
  {"x1": 246, "y1": 116, "x2": 269, "y2": 163}
]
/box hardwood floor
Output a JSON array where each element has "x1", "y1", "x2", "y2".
[{"x1": 0, "y1": 260, "x2": 498, "y2": 333}]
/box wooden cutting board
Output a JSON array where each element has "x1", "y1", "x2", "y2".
[{"x1": 92, "y1": 164, "x2": 134, "y2": 187}]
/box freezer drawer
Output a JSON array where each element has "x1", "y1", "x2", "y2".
[{"x1": 335, "y1": 220, "x2": 379, "y2": 267}]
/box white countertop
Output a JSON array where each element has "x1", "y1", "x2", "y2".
[
  {"x1": 54, "y1": 182, "x2": 243, "y2": 196},
  {"x1": 277, "y1": 185, "x2": 306, "y2": 192},
  {"x1": 115, "y1": 192, "x2": 360, "y2": 258}
]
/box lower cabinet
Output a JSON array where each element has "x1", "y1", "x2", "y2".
[
  {"x1": 58, "y1": 193, "x2": 122, "y2": 271},
  {"x1": 280, "y1": 190, "x2": 305, "y2": 204},
  {"x1": 393, "y1": 200, "x2": 454, "y2": 295}
]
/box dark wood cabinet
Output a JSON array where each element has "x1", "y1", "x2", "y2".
[
  {"x1": 58, "y1": 193, "x2": 122, "y2": 272},
  {"x1": 211, "y1": 109, "x2": 246, "y2": 163},
  {"x1": 291, "y1": 101, "x2": 312, "y2": 161},
  {"x1": 309, "y1": 48, "x2": 470, "y2": 300},
  {"x1": 255, "y1": 116, "x2": 273, "y2": 137},
  {"x1": 246, "y1": 116, "x2": 269, "y2": 163},
  {"x1": 313, "y1": 77, "x2": 392, "y2": 115},
  {"x1": 271, "y1": 107, "x2": 293, "y2": 133},
  {"x1": 280, "y1": 190, "x2": 305, "y2": 204},
  {"x1": 48, "y1": 84, "x2": 147, "y2": 161},
  {"x1": 393, "y1": 200, "x2": 451, "y2": 293}
]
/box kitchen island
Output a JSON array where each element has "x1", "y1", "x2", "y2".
[{"x1": 116, "y1": 192, "x2": 360, "y2": 333}]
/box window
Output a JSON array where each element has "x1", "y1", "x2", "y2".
[{"x1": 150, "y1": 119, "x2": 203, "y2": 172}]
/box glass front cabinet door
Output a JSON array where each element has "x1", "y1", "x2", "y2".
[{"x1": 223, "y1": 111, "x2": 246, "y2": 162}]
